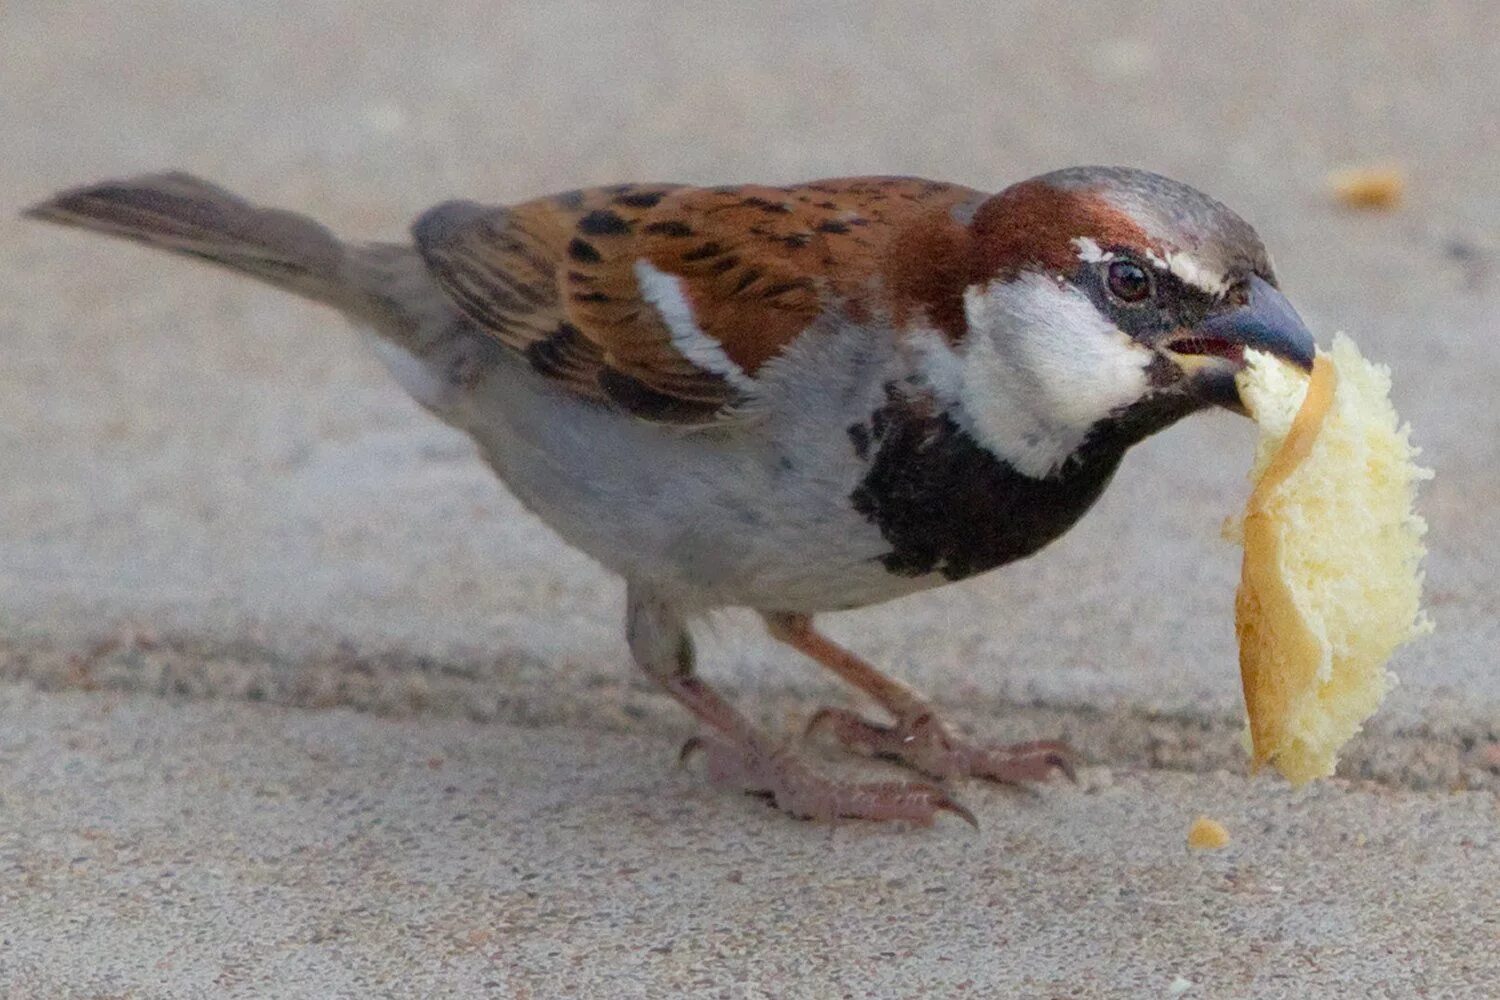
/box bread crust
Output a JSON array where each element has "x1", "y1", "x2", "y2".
[{"x1": 1237, "y1": 354, "x2": 1336, "y2": 774}]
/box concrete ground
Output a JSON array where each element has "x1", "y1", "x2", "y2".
[{"x1": 2, "y1": 2, "x2": 1497, "y2": 996}]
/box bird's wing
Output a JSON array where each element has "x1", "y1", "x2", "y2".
[{"x1": 412, "y1": 177, "x2": 984, "y2": 424}]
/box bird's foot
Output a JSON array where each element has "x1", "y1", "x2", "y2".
[
  {"x1": 805, "y1": 708, "x2": 1077, "y2": 785},
  {"x1": 679, "y1": 733, "x2": 975, "y2": 827}
]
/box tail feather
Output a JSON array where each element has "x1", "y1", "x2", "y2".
[{"x1": 23, "y1": 172, "x2": 351, "y2": 308}]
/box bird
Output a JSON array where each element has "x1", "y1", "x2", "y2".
[{"x1": 25, "y1": 166, "x2": 1315, "y2": 826}]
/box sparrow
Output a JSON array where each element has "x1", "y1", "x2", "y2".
[{"x1": 25, "y1": 166, "x2": 1315, "y2": 826}]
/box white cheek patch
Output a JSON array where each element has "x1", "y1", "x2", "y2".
[
  {"x1": 939, "y1": 274, "x2": 1153, "y2": 478},
  {"x1": 633, "y1": 259, "x2": 756, "y2": 391}
]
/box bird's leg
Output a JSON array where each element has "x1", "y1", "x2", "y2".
[
  {"x1": 763, "y1": 612, "x2": 1076, "y2": 784},
  {"x1": 627, "y1": 586, "x2": 972, "y2": 826}
]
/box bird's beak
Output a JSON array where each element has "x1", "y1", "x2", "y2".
[
  {"x1": 1164, "y1": 275, "x2": 1317, "y2": 413},
  {"x1": 1200, "y1": 275, "x2": 1317, "y2": 371}
]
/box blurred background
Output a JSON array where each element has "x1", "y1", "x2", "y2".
[{"x1": 3, "y1": 2, "x2": 1496, "y2": 717}]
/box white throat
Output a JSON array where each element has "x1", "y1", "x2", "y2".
[{"x1": 913, "y1": 274, "x2": 1153, "y2": 478}]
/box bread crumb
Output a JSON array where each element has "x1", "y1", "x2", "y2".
[
  {"x1": 1187, "y1": 816, "x2": 1230, "y2": 850},
  {"x1": 1328, "y1": 166, "x2": 1405, "y2": 209}
]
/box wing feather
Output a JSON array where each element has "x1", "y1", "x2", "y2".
[{"x1": 413, "y1": 177, "x2": 984, "y2": 423}]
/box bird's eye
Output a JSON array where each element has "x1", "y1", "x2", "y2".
[{"x1": 1106, "y1": 260, "x2": 1152, "y2": 303}]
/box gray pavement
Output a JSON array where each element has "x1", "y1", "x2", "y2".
[
  {"x1": 3, "y1": 686, "x2": 1497, "y2": 999},
  {"x1": 2, "y1": 2, "x2": 1498, "y2": 996}
]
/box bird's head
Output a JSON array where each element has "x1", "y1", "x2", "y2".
[{"x1": 922, "y1": 166, "x2": 1314, "y2": 478}]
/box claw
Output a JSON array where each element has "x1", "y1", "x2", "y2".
[
  {"x1": 677, "y1": 735, "x2": 705, "y2": 766},
  {"x1": 981, "y1": 739, "x2": 1081, "y2": 783},
  {"x1": 934, "y1": 793, "x2": 980, "y2": 830},
  {"x1": 1047, "y1": 750, "x2": 1079, "y2": 784}
]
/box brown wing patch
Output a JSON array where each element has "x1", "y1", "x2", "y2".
[
  {"x1": 552, "y1": 188, "x2": 743, "y2": 416},
  {"x1": 635, "y1": 178, "x2": 984, "y2": 371},
  {"x1": 415, "y1": 177, "x2": 986, "y2": 423}
]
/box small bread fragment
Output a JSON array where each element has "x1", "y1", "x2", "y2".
[
  {"x1": 1327, "y1": 166, "x2": 1405, "y2": 209},
  {"x1": 1234, "y1": 334, "x2": 1431, "y2": 784},
  {"x1": 1187, "y1": 816, "x2": 1231, "y2": 850}
]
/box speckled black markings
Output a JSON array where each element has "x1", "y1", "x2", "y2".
[
  {"x1": 577, "y1": 209, "x2": 632, "y2": 236},
  {"x1": 644, "y1": 220, "x2": 694, "y2": 237},
  {"x1": 681, "y1": 242, "x2": 725, "y2": 262},
  {"x1": 615, "y1": 190, "x2": 664, "y2": 209},
  {"x1": 743, "y1": 196, "x2": 792, "y2": 214},
  {"x1": 761, "y1": 280, "x2": 809, "y2": 298},
  {"x1": 850, "y1": 388, "x2": 1204, "y2": 581},
  {"x1": 567, "y1": 237, "x2": 602, "y2": 263},
  {"x1": 733, "y1": 269, "x2": 763, "y2": 294}
]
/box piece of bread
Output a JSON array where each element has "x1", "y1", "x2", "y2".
[
  {"x1": 1327, "y1": 165, "x2": 1406, "y2": 210},
  {"x1": 1233, "y1": 334, "x2": 1432, "y2": 784},
  {"x1": 1187, "y1": 816, "x2": 1231, "y2": 850}
]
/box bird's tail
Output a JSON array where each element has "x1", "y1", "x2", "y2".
[{"x1": 23, "y1": 172, "x2": 355, "y2": 311}]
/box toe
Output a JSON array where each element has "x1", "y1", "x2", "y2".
[
  {"x1": 778, "y1": 777, "x2": 976, "y2": 827},
  {"x1": 970, "y1": 741, "x2": 1080, "y2": 784}
]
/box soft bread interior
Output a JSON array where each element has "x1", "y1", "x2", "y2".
[{"x1": 1233, "y1": 334, "x2": 1432, "y2": 784}]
